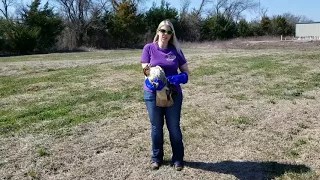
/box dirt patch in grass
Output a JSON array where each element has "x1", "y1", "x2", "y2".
[{"x1": 1, "y1": 41, "x2": 320, "y2": 179}]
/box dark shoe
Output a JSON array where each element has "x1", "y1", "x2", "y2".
[
  {"x1": 151, "y1": 162, "x2": 160, "y2": 170},
  {"x1": 173, "y1": 163, "x2": 183, "y2": 171}
]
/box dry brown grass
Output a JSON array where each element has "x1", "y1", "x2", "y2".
[{"x1": 1, "y1": 40, "x2": 320, "y2": 180}]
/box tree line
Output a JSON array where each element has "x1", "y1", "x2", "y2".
[{"x1": 0, "y1": 0, "x2": 313, "y2": 55}]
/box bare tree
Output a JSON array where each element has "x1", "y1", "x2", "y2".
[
  {"x1": 0, "y1": 0, "x2": 15, "y2": 19},
  {"x1": 282, "y1": 12, "x2": 313, "y2": 24},
  {"x1": 56, "y1": 0, "x2": 110, "y2": 46},
  {"x1": 214, "y1": 0, "x2": 227, "y2": 15},
  {"x1": 195, "y1": 0, "x2": 211, "y2": 17},
  {"x1": 180, "y1": 0, "x2": 211, "y2": 18},
  {"x1": 209, "y1": 0, "x2": 259, "y2": 21},
  {"x1": 259, "y1": 7, "x2": 268, "y2": 18},
  {"x1": 178, "y1": 0, "x2": 206, "y2": 41},
  {"x1": 180, "y1": 0, "x2": 190, "y2": 17}
]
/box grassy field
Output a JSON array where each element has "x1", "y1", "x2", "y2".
[{"x1": 1, "y1": 41, "x2": 320, "y2": 179}]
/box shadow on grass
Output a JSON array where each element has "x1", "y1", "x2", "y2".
[{"x1": 186, "y1": 160, "x2": 311, "y2": 180}]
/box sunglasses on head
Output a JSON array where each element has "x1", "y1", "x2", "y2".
[{"x1": 159, "y1": 29, "x2": 173, "y2": 35}]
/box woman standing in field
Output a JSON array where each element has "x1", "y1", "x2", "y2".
[{"x1": 141, "y1": 19, "x2": 190, "y2": 171}]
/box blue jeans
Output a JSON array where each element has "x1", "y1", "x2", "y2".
[{"x1": 144, "y1": 90, "x2": 184, "y2": 165}]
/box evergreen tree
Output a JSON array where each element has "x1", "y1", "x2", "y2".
[
  {"x1": 237, "y1": 19, "x2": 252, "y2": 37},
  {"x1": 108, "y1": 0, "x2": 146, "y2": 47},
  {"x1": 201, "y1": 14, "x2": 237, "y2": 41},
  {"x1": 21, "y1": 0, "x2": 64, "y2": 52},
  {"x1": 260, "y1": 16, "x2": 272, "y2": 35},
  {"x1": 144, "y1": 0, "x2": 178, "y2": 41},
  {"x1": 271, "y1": 15, "x2": 293, "y2": 36}
]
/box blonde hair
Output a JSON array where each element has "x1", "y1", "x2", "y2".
[{"x1": 153, "y1": 19, "x2": 182, "y2": 56}]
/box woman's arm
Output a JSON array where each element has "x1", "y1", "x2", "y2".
[{"x1": 179, "y1": 63, "x2": 190, "y2": 75}]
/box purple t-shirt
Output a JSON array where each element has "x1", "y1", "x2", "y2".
[{"x1": 141, "y1": 42, "x2": 187, "y2": 92}]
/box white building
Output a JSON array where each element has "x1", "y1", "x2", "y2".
[{"x1": 296, "y1": 22, "x2": 320, "y2": 40}]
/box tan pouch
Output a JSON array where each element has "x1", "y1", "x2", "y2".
[{"x1": 156, "y1": 90, "x2": 174, "y2": 107}]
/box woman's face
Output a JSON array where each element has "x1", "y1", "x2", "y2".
[{"x1": 157, "y1": 25, "x2": 173, "y2": 43}]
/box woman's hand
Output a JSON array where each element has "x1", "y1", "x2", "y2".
[
  {"x1": 145, "y1": 78, "x2": 166, "y2": 91},
  {"x1": 167, "y1": 72, "x2": 188, "y2": 85}
]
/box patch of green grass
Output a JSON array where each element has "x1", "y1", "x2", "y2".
[
  {"x1": 37, "y1": 146, "x2": 49, "y2": 157},
  {"x1": 246, "y1": 57, "x2": 309, "y2": 80},
  {"x1": 223, "y1": 54, "x2": 311, "y2": 80},
  {"x1": 287, "y1": 150, "x2": 300, "y2": 158},
  {"x1": 0, "y1": 61, "x2": 145, "y2": 135},
  {"x1": 215, "y1": 55, "x2": 282, "y2": 79},
  {"x1": 260, "y1": 72, "x2": 320, "y2": 99},
  {"x1": 182, "y1": 107, "x2": 217, "y2": 139},
  {"x1": 285, "y1": 66, "x2": 309, "y2": 79},
  {"x1": 192, "y1": 66, "x2": 228, "y2": 77},
  {"x1": 27, "y1": 171, "x2": 37, "y2": 179},
  {"x1": 228, "y1": 116, "x2": 253, "y2": 130},
  {"x1": 46, "y1": 68, "x2": 57, "y2": 72},
  {"x1": 260, "y1": 84, "x2": 285, "y2": 97},
  {"x1": 0, "y1": 85, "x2": 142, "y2": 135},
  {"x1": 230, "y1": 94, "x2": 249, "y2": 101},
  {"x1": 293, "y1": 139, "x2": 308, "y2": 148},
  {"x1": 197, "y1": 54, "x2": 292, "y2": 80},
  {"x1": 0, "y1": 65, "x2": 98, "y2": 97},
  {"x1": 266, "y1": 162, "x2": 316, "y2": 180},
  {"x1": 226, "y1": 54, "x2": 275, "y2": 66},
  {"x1": 289, "y1": 52, "x2": 320, "y2": 61},
  {"x1": 248, "y1": 58, "x2": 280, "y2": 72},
  {"x1": 284, "y1": 89, "x2": 303, "y2": 97},
  {"x1": 285, "y1": 139, "x2": 308, "y2": 159},
  {"x1": 111, "y1": 63, "x2": 141, "y2": 72},
  {"x1": 276, "y1": 171, "x2": 319, "y2": 180},
  {"x1": 182, "y1": 107, "x2": 214, "y2": 127},
  {"x1": 310, "y1": 73, "x2": 320, "y2": 86},
  {"x1": 241, "y1": 53, "x2": 320, "y2": 100},
  {"x1": 0, "y1": 50, "x2": 141, "y2": 62},
  {"x1": 21, "y1": 65, "x2": 32, "y2": 71},
  {"x1": 231, "y1": 116, "x2": 252, "y2": 125},
  {"x1": 268, "y1": 99, "x2": 277, "y2": 104},
  {"x1": 194, "y1": 81, "x2": 210, "y2": 86}
]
